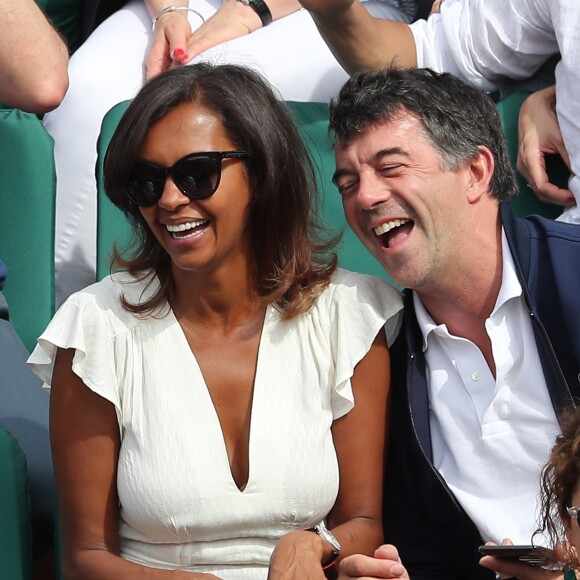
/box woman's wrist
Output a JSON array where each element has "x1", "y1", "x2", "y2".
[
  {"x1": 234, "y1": 0, "x2": 273, "y2": 26},
  {"x1": 152, "y1": 6, "x2": 205, "y2": 30},
  {"x1": 221, "y1": 0, "x2": 263, "y2": 33}
]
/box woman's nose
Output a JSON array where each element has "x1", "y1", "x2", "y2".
[{"x1": 157, "y1": 177, "x2": 191, "y2": 210}]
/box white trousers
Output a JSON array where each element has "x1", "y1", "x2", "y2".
[{"x1": 45, "y1": 0, "x2": 410, "y2": 306}]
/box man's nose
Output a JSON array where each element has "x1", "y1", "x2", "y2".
[{"x1": 356, "y1": 172, "x2": 392, "y2": 211}]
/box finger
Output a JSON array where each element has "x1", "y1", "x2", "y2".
[
  {"x1": 374, "y1": 544, "x2": 402, "y2": 562},
  {"x1": 165, "y1": 23, "x2": 191, "y2": 64},
  {"x1": 339, "y1": 554, "x2": 408, "y2": 578},
  {"x1": 518, "y1": 152, "x2": 549, "y2": 193},
  {"x1": 146, "y1": 34, "x2": 171, "y2": 80},
  {"x1": 185, "y1": 34, "x2": 219, "y2": 60},
  {"x1": 185, "y1": 24, "x2": 249, "y2": 60},
  {"x1": 534, "y1": 181, "x2": 575, "y2": 206},
  {"x1": 480, "y1": 555, "x2": 561, "y2": 580}
]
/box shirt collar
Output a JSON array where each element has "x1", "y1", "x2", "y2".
[{"x1": 413, "y1": 228, "x2": 523, "y2": 352}]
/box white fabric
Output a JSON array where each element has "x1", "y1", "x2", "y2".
[
  {"x1": 413, "y1": 231, "x2": 560, "y2": 544},
  {"x1": 45, "y1": 0, "x2": 412, "y2": 306},
  {"x1": 28, "y1": 268, "x2": 403, "y2": 577},
  {"x1": 410, "y1": 0, "x2": 580, "y2": 224}
]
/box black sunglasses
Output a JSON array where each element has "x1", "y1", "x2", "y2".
[{"x1": 126, "y1": 150, "x2": 249, "y2": 207}]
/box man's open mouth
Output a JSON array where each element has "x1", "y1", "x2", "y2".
[{"x1": 374, "y1": 219, "x2": 413, "y2": 249}]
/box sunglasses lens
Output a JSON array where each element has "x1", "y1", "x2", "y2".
[
  {"x1": 125, "y1": 152, "x2": 241, "y2": 206},
  {"x1": 174, "y1": 156, "x2": 221, "y2": 200},
  {"x1": 126, "y1": 162, "x2": 165, "y2": 207}
]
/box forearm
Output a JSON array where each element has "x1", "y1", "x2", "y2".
[
  {"x1": 0, "y1": 0, "x2": 69, "y2": 112},
  {"x1": 308, "y1": 2, "x2": 417, "y2": 74},
  {"x1": 330, "y1": 517, "x2": 384, "y2": 562},
  {"x1": 145, "y1": 0, "x2": 190, "y2": 20},
  {"x1": 263, "y1": 0, "x2": 302, "y2": 21}
]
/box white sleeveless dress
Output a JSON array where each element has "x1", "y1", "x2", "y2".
[{"x1": 28, "y1": 268, "x2": 403, "y2": 578}]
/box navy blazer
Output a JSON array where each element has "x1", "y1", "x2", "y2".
[{"x1": 383, "y1": 203, "x2": 580, "y2": 579}]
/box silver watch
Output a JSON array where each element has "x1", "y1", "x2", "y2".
[{"x1": 306, "y1": 520, "x2": 341, "y2": 568}]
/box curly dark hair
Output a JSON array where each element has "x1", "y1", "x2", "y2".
[
  {"x1": 534, "y1": 405, "x2": 580, "y2": 571},
  {"x1": 103, "y1": 63, "x2": 337, "y2": 319}
]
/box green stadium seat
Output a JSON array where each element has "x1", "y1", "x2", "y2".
[
  {"x1": 0, "y1": 425, "x2": 32, "y2": 580},
  {"x1": 0, "y1": 108, "x2": 55, "y2": 352}
]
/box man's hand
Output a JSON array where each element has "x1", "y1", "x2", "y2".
[
  {"x1": 267, "y1": 530, "x2": 327, "y2": 580},
  {"x1": 337, "y1": 545, "x2": 410, "y2": 579},
  {"x1": 517, "y1": 85, "x2": 574, "y2": 207},
  {"x1": 479, "y1": 540, "x2": 563, "y2": 580}
]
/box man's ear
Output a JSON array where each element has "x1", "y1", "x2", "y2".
[{"x1": 465, "y1": 146, "x2": 495, "y2": 204}]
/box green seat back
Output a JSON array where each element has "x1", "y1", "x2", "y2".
[
  {"x1": 0, "y1": 426, "x2": 32, "y2": 580},
  {"x1": 96, "y1": 101, "x2": 133, "y2": 280},
  {"x1": 288, "y1": 102, "x2": 393, "y2": 281},
  {"x1": 0, "y1": 109, "x2": 55, "y2": 352}
]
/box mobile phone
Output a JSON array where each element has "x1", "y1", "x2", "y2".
[{"x1": 478, "y1": 545, "x2": 553, "y2": 567}]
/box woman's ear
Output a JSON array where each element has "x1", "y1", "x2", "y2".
[{"x1": 465, "y1": 146, "x2": 495, "y2": 204}]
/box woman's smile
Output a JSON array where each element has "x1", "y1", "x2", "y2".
[{"x1": 137, "y1": 101, "x2": 252, "y2": 277}]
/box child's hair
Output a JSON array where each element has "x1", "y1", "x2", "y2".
[{"x1": 534, "y1": 405, "x2": 580, "y2": 570}]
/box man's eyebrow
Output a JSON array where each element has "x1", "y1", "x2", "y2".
[
  {"x1": 332, "y1": 147, "x2": 410, "y2": 184},
  {"x1": 372, "y1": 147, "x2": 410, "y2": 161},
  {"x1": 331, "y1": 168, "x2": 352, "y2": 185}
]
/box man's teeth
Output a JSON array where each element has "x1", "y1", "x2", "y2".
[
  {"x1": 166, "y1": 220, "x2": 206, "y2": 233},
  {"x1": 374, "y1": 219, "x2": 409, "y2": 236}
]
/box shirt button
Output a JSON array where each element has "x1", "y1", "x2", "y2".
[{"x1": 471, "y1": 371, "x2": 481, "y2": 382}]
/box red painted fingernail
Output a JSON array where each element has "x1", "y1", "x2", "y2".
[{"x1": 173, "y1": 48, "x2": 185, "y2": 59}]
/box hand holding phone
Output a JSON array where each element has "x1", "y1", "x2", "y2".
[{"x1": 478, "y1": 544, "x2": 554, "y2": 567}]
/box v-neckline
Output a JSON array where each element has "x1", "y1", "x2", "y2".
[{"x1": 168, "y1": 304, "x2": 272, "y2": 493}]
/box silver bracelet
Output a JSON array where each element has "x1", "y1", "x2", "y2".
[{"x1": 152, "y1": 6, "x2": 206, "y2": 31}]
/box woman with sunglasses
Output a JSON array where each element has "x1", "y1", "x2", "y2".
[{"x1": 28, "y1": 63, "x2": 403, "y2": 579}]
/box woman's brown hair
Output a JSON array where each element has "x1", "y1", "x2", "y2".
[
  {"x1": 535, "y1": 405, "x2": 580, "y2": 570},
  {"x1": 103, "y1": 63, "x2": 337, "y2": 319}
]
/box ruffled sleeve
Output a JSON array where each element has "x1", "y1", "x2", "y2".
[
  {"x1": 323, "y1": 269, "x2": 403, "y2": 420},
  {"x1": 27, "y1": 278, "x2": 125, "y2": 429}
]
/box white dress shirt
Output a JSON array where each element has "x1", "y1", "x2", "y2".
[
  {"x1": 414, "y1": 231, "x2": 561, "y2": 543},
  {"x1": 410, "y1": 0, "x2": 580, "y2": 224}
]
